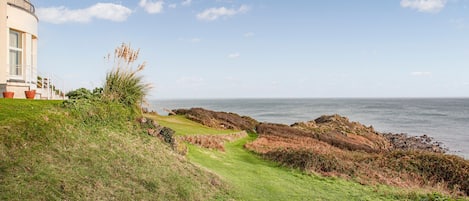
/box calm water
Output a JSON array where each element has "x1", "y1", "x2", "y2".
[{"x1": 150, "y1": 98, "x2": 469, "y2": 159}]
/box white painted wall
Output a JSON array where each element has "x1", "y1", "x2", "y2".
[{"x1": 0, "y1": 1, "x2": 38, "y2": 97}]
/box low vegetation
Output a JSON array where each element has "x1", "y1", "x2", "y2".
[
  {"x1": 246, "y1": 118, "x2": 469, "y2": 197},
  {"x1": 178, "y1": 131, "x2": 248, "y2": 151}
]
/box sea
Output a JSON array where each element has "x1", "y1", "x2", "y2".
[{"x1": 150, "y1": 98, "x2": 469, "y2": 159}]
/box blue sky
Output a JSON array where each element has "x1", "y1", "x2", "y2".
[{"x1": 33, "y1": 0, "x2": 469, "y2": 99}]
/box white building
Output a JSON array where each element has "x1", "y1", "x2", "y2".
[{"x1": 0, "y1": 0, "x2": 38, "y2": 98}]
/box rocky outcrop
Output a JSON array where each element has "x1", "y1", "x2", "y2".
[
  {"x1": 172, "y1": 108, "x2": 258, "y2": 133},
  {"x1": 291, "y1": 114, "x2": 392, "y2": 153},
  {"x1": 139, "y1": 117, "x2": 176, "y2": 146},
  {"x1": 383, "y1": 133, "x2": 447, "y2": 153}
]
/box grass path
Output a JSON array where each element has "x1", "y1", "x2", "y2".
[
  {"x1": 152, "y1": 115, "x2": 236, "y2": 136},
  {"x1": 188, "y1": 134, "x2": 411, "y2": 201}
]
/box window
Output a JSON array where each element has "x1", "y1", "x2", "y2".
[{"x1": 9, "y1": 30, "x2": 23, "y2": 77}]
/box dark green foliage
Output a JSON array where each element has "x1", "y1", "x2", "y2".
[
  {"x1": 65, "y1": 87, "x2": 102, "y2": 100},
  {"x1": 63, "y1": 86, "x2": 134, "y2": 127},
  {"x1": 63, "y1": 99, "x2": 133, "y2": 127}
]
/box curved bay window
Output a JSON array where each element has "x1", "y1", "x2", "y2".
[{"x1": 9, "y1": 30, "x2": 23, "y2": 77}]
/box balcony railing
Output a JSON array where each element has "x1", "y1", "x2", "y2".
[{"x1": 7, "y1": 0, "x2": 36, "y2": 16}]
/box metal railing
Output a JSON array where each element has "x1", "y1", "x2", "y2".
[
  {"x1": 6, "y1": 0, "x2": 36, "y2": 15},
  {"x1": 36, "y1": 71, "x2": 67, "y2": 100}
]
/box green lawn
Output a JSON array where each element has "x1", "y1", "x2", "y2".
[{"x1": 187, "y1": 134, "x2": 415, "y2": 201}]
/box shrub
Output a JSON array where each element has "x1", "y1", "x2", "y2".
[
  {"x1": 382, "y1": 151, "x2": 469, "y2": 195},
  {"x1": 264, "y1": 148, "x2": 349, "y2": 173},
  {"x1": 63, "y1": 98, "x2": 132, "y2": 127},
  {"x1": 103, "y1": 43, "x2": 151, "y2": 114},
  {"x1": 66, "y1": 87, "x2": 102, "y2": 100},
  {"x1": 63, "y1": 43, "x2": 151, "y2": 126}
]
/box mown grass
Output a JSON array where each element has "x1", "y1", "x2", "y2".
[
  {"x1": 152, "y1": 115, "x2": 237, "y2": 136},
  {"x1": 188, "y1": 135, "x2": 417, "y2": 201},
  {"x1": 0, "y1": 99, "x2": 230, "y2": 200}
]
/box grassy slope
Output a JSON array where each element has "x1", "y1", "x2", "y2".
[
  {"x1": 0, "y1": 99, "x2": 229, "y2": 200},
  {"x1": 155, "y1": 115, "x2": 434, "y2": 201}
]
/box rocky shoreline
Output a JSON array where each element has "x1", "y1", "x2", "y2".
[{"x1": 171, "y1": 107, "x2": 448, "y2": 154}]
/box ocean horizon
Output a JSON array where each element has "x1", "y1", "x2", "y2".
[{"x1": 150, "y1": 98, "x2": 469, "y2": 159}]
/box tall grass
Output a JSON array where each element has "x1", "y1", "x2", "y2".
[{"x1": 103, "y1": 43, "x2": 151, "y2": 114}]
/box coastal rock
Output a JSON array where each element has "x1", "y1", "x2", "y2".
[
  {"x1": 291, "y1": 114, "x2": 392, "y2": 152},
  {"x1": 172, "y1": 108, "x2": 258, "y2": 133},
  {"x1": 383, "y1": 133, "x2": 447, "y2": 153}
]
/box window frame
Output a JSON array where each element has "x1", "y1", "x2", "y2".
[{"x1": 9, "y1": 30, "x2": 24, "y2": 78}]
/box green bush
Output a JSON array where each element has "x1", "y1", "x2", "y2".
[
  {"x1": 63, "y1": 43, "x2": 151, "y2": 126},
  {"x1": 103, "y1": 43, "x2": 151, "y2": 114},
  {"x1": 63, "y1": 98, "x2": 132, "y2": 127}
]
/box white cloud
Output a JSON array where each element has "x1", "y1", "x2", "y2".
[
  {"x1": 182, "y1": 0, "x2": 192, "y2": 6},
  {"x1": 244, "y1": 32, "x2": 255, "y2": 37},
  {"x1": 139, "y1": 0, "x2": 164, "y2": 14},
  {"x1": 36, "y1": 3, "x2": 132, "y2": 24},
  {"x1": 411, "y1": 71, "x2": 432, "y2": 76},
  {"x1": 400, "y1": 0, "x2": 447, "y2": 13},
  {"x1": 228, "y1": 52, "x2": 240, "y2": 59},
  {"x1": 197, "y1": 5, "x2": 249, "y2": 21},
  {"x1": 168, "y1": 4, "x2": 177, "y2": 8}
]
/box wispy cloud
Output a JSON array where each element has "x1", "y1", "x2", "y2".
[
  {"x1": 228, "y1": 52, "x2": 240, "y2": 59},
  {"x1": 168, "y1": 4, "x2": 177, "y2": 8},
  {"x1": 139, "y1": 0, "x2": 164, "y2": 14},
  {"x1": 197, "y1": 5, "x2": 249, "y2": 21},
  {"x1": 36, "y1": 3, "x2": 132, "y2": 24},
  {"x1": 400, "y1": 0, "x2": 447, "y2": 13},
  {"x1": 182, "y1": 0, "x2": 192, "y2": 6},
  {"x1": 411, "y1": 71, "x2": 432, "y2": 76},
  {"x1": 244, "y1": 32, "x2": 255, "y2": 37}
]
